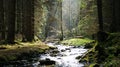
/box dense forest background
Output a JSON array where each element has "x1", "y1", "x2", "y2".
[
  {"x1": 0, "y1": 0, "x2": 120, "y2": 67},
  {"x1": 0, "y1": 0, "x2": 98, "y2": 43}
]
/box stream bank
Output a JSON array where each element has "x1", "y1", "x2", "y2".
[
  {"x1": 80, "y1": 33, "x2": 120, "y2": 67},
  {"x1": 0, "y1": 41, "x2": 50, "y2": 65},
  {"x1": 0, "y1": 38, "x2": 95, "y2": 67},
  {"x1": 0, "y1": 42, "x2": 90, "y2": 67}
]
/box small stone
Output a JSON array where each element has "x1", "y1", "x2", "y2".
[
  {"x1": 61, "y1": 49, "x2": 65, "y2": 52},
  {"x1": 76, "y1": 56, "x2": 82, "y2": 59},
  {"x1": 65, "y1": 48, "x2": 70, "y2": 50},
  {"x1": 39, "y1": 59, "x2": 55, "y2": 65}
]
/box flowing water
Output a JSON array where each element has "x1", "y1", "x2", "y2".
[
  {"x1": 2, "y1": 43, "x2": 88, "y2": 67},
  {"x1": 33, "y1": 43, "x2": 88, "y2": 67}
]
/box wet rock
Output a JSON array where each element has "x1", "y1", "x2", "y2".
[
  {"x1": 57, "y1": 53, "x2": 64, "y2": 57},
  {"x1": 79, "y1": 59, "x2": 87, "y2": 63},
  {"x1": 45, "y1": 50, "x2": 50, "y2": 54},
  {"x1": 62, "y1": 53, "x2": 68, "y2": 56},
  {"x1": 51, "y1": 49, "x2": 59, "y2": 53},
  {"x1": 84, "y1": 43, "x2": 93, "y2": 48},
  {"x1": 50, "y1": 53, "x2": 57, "y2": 57},
  {"x1": 76, "y1": 56, "x2": 82, "y2": 59},
  {"x1": 72, "y1": 46, "x2": 78, "y2": 48},
  {"x1": 39, "y1": 58, "x2": 55, "y2": 65},
  {"x1": 57, "y1": 58, "x2": 61, "y2": 59},
  {"x1": 31, "y1": 58, "x2": 40, "y2": 62},
  {"x1": 65, "y1": 48, "x2": 70, "y2": 50},
  {"x1": 49, "y1": 47, "x2": 57, "y2": 50},
  {"x1": 73, "y1": 46, "x2": 82, "y2": 48},
  {"x1": 45, "y1": 58, "x2": 50, "y2": 61},
  {"x1": 61, "y1": 49, "x2": 65, "y2": 52}
]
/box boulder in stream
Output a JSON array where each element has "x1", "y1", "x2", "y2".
[
  {"x1": 61, "y1": 49, "x2": 65, "y2": 52},
  {"x1": 39, "y1": 58, "x2": 55, "y2": 65},
  {"x1": 76, "y1": 55, "x2": 82, "y2": 59}
]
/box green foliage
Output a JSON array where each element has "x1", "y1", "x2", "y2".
[
  {"x1": 89, "y1": 63, "x2": 97, "y2": 67},
  {"x1": 62, "y1": 38, "x2": 94, "y2": 46},
  {"x1": 94, "y1": 33, "x2": 120, "y2": 67},
  {"x1": 34, "y1": 0, "x2": 48, "y2": 39},
  {"x1": 81, "y1": 33, "x2": 120, "y2": 67},
  {"x1": 104, "y1": 59, "x2": 120, "y2": 67},
  {"x1": 101, "y1": 33, "x2": 120, "y2": 67},
  {"x1": 80, "y1": 0, "x2": 87, "y2": 9},
  {"x1": 76, "y1": 0, "x2": 98, "y2": 37}
]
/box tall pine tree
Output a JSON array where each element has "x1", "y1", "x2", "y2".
[
  {"x1": 6, "y1": 0, "x2": 16, "y2": 43},
  {"x1": 22, "y1": 0, "x2": 34, "y2": 42},
  {"x1": 0, "y1": 0, "x2": 5, "y2": 40}
]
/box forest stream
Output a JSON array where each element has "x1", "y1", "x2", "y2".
[
  {"x1": 3, "y1": 42, "x2": 88, "y2": 67},
  {"x1": 33, "y1": 43, "x2": 88, "y2": 67}
]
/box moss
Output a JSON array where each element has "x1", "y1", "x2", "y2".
[
  {"x1": 79, "y1": 41, "x2": 99, "y2": 67},
  {"x1": 89, "y1": 63, "x2": 97, "y2": 67},
  {"x1": 62, "y1": 38, "x2": 94, "y2": 46},
  {"x1": 85, "y1": 33, "x2": 120, "y2": 67},
  {"x1": 0, "y1": 41, "x2": 50, "y2": 63}
]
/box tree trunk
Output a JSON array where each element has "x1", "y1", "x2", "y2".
[
  {"x1": 16, "y1": 0, "x2": 23, "y2": 33},
  {"x1": 97, "y1": 0, "x2": 109, "y2": 42},
  {"x1": 60, "y1": 0, "x2": 63, "y2": 41},
  {"x1": 97, "y1": 0, "x2": 103, "y2": 31},
  {"x1": 6, "y1": 0, "x2": 16, "y2": 44},
  {"x1": 22, "y1": 0, "x2": 34, "y2": 42},
  {"x1": 110, "y1": 0, "x2": 120, "y2": 32},
  {"x1": 0, "y1": 0, "x2": 5, "y2": 40}
]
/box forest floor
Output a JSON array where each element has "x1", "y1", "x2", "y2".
[
  {"x1": 0, "y1": 41, "x2": 50, "y2": 63},
  {"x1": 80, "y1": 33, "x2": 120, "y2": 67}
]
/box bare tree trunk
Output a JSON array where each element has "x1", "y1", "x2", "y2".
[
  {"x1": 97, "y1": 0, "x2": 103, "y2": 31},
  {"x1": 60, "y1": 0, "x2": 63, "y2": 40},
  {"x1": 30, "y1": 0, "x2": 35, "y2": 41},
  {"x1": 110, "y1": 0, "x2": 120, "y2": 32},
  {"x1": 96, "y1": 0, "x2": 108, "y2": 42},
  {"x1": 0, "y1": 0, "x2": 5, "y2": 40},
  {"x1": 22, "y1": 0, "x2": 34, "y2": 42},
  {"x1": 6, "y1": 0, "x2": 16, "y2": 44},
  {"x1": 16, "y1": 0, "x2": 23, "y2": 33}
]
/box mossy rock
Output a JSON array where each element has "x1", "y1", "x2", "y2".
[{"x1": 62, "y1": 38, "x2": 94, "y2": 46}]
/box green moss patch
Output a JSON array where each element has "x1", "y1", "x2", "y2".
[
  {"x1": 0, "y1": 41, "x2": 50, "y2": 63},
  {"x1": 62, "y1": 38, "x2": 94, "y2": 46}
]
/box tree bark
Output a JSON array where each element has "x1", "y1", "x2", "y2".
[
  {"x1": 6, "y1": 0, "x2": 16, "y2": 43},
  {"x1": 97, "y1": 0, "x2": 103, "y2": 31},
  {"x1": 16, "y1": 0, "x2": 23, "y2": 33},
  {"x1": 22, "y1": 0, "x2": 34, "y2": 42},
  {"x1": 60, "y1": 0, "x2": 63, "y2": 41},
  {"x1": 110, "y1": 0, "x2": 120, "y2": 32},
  {"x1": 0, "y1": 0, "x2": 5, "y2": 40}
]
